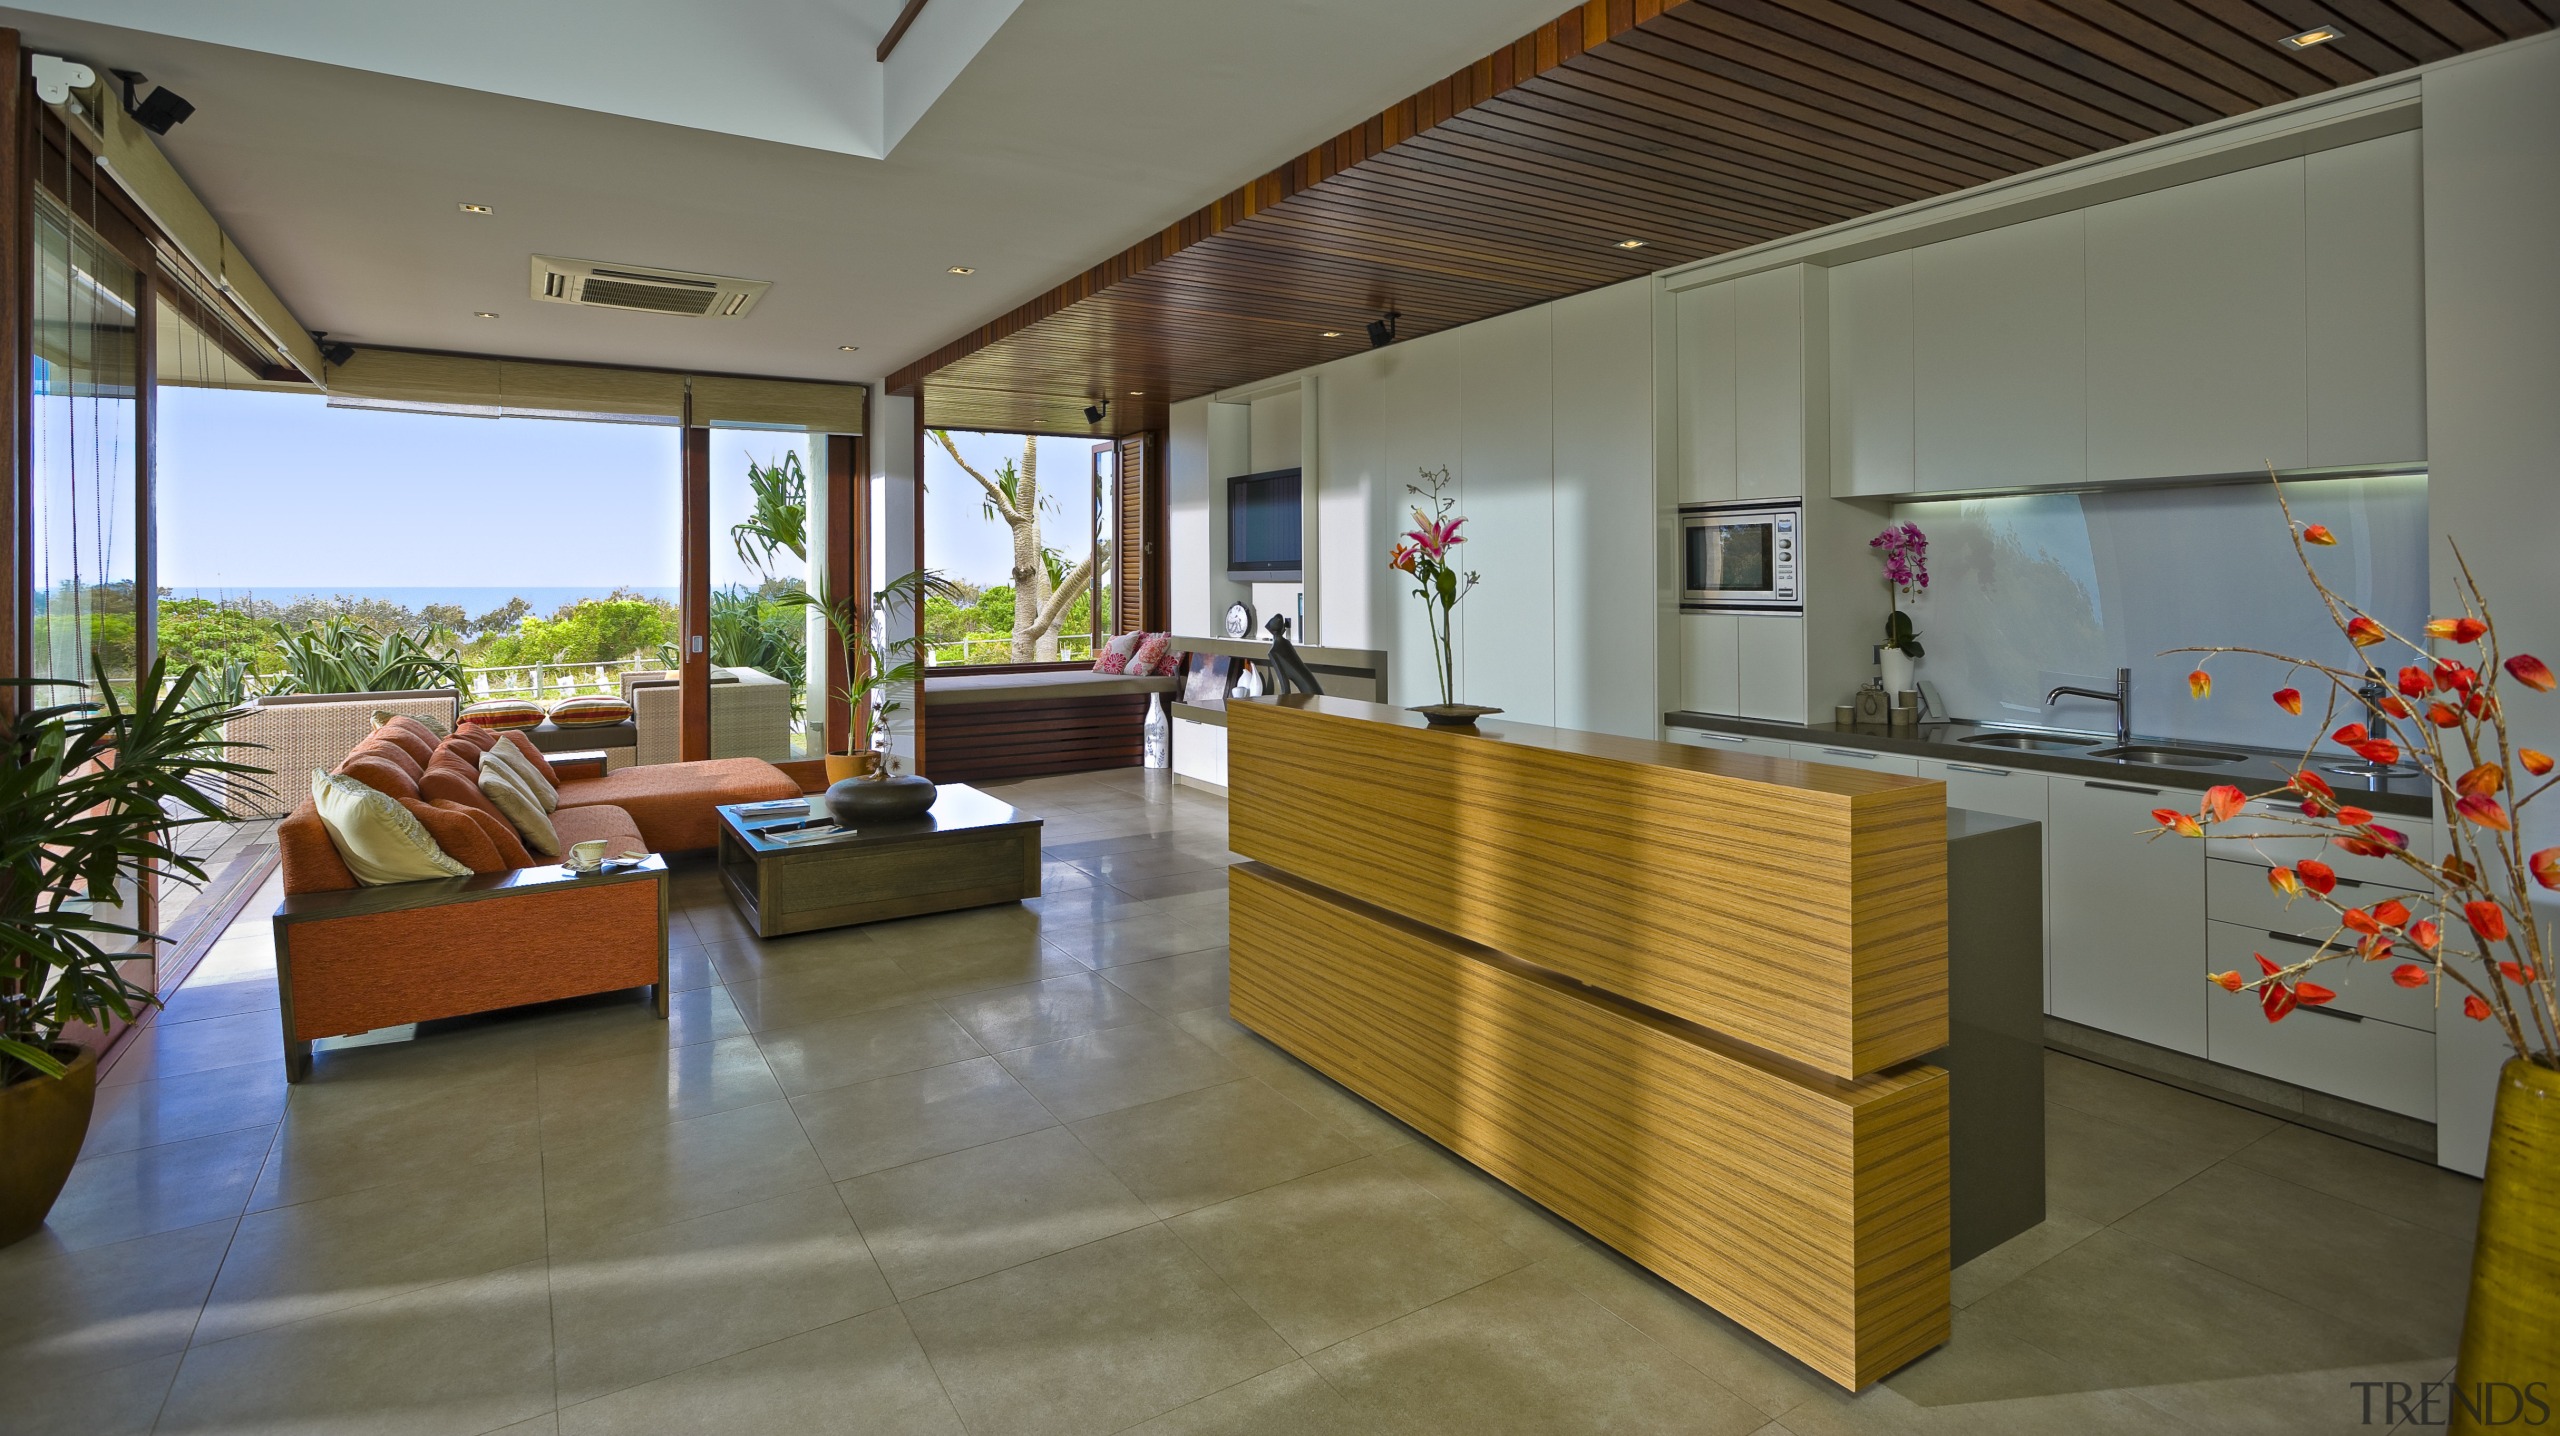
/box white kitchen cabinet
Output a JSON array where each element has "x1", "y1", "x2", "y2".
[
  {"x1": 2306, "y1": 132, "x2": 2426, "y2": 467},
  {"x1": 2205, "y1": 919, "x2": 2434, "y2": 1031},
  {"x1": 1679, "y1": 612, "x2": 1741, "y2": 715},
  {"x1": 1674, "y1": 282, "x2": 1738, "y2": 503},
  {"x1": 1828, "y1": 250, "x2": 1914, "y2": 496},
  {"x1": 1784, "y1": 741, "x2": 1922, "y2": 776},
  {"x1": 2048, "y1": 775, "x2": 2206, "y2": 1054},
  {"x1": 2204, "y1": 855, "x2": 2427, "y2": 943},
  {"x1": 2207, "y1": 922, "x2": 2433, "y2": 1118},
  {"x1": 1734, "y1": 266, "x2": 1818, "y2": 501},
  {"x1": 2086, "y1": 158, "x2": 2309, "y2": 482},
  {"x1": 1737, "y1": 615, "x2": 1808, "y2": 724},
  {"x1": 1667, "y1": 727, "x2": 1796, "y2": 762},
  {"x1": 1913, "y1": 210, "x2": 2087, "y2": 492}
]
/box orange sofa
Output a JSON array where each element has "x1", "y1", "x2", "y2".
[{"x1": 271, "y1": 717, "x2": 799, "y2": 1080}]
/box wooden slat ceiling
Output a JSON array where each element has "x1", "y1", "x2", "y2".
[{"x1": 891, "y1": 0, "x2": 2552, "y2": 437}]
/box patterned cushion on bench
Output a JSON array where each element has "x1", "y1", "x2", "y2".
[
  {"x1": 548, "y1": 695, "x2": 634, "y2": 727},
  {"x1": 460, "y1": 698, "x2": 545, "y2": 731}
]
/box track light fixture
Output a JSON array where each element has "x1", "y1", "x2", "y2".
[
  {"x1": 1084, "y1": 399, "x2": 1109, "y2": 425},
  {"x1": 110, "y1": 69, "x2": 194, "y2": 134},
  {"x1": 1367, "y1": 311, "x2": 1400, "y2": 349}
]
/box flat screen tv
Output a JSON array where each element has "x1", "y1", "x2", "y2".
[{"x1": 1226, "y1": 467, "x2": 1302, "y2": 581}]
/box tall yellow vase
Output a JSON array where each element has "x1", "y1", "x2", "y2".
[{"x1": 2452, "y1": 1057, "x2": 2560, "y2": 1434}]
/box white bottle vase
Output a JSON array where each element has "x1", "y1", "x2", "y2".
[{"x1": 1879, "y1": 646, "x2": 1916, "y2": 694}]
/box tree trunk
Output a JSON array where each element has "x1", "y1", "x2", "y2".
[{"x1": 1008, "y1": 438, "x2": 1046, "y2": 662}]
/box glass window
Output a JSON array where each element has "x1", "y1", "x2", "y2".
[
  {"x1": 29, "y1": 191, "x2": 139, "y2": 695},
  {"x1": 921, "y1": 429, "x2": 1108, "y2": 667},
  {"x1": 709, "y1": 428, "x2": 818, "y2": 758}
]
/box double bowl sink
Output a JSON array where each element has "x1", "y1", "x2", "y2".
[{"x1": 1957, "y1": 731, "x2": 2246, "y2": 769}]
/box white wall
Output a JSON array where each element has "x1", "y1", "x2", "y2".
[
  {"x1": 872, "y1": 391, "x2": 920, "y2": 774},
  {"x1": 1167, "y1": 277, "x2": 1659, "y2": 737}
]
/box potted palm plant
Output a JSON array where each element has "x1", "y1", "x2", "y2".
[
  {"x1": 783, "y1": 571, "x2": 962, "y2": 822},
  {"x1": 3, "y1": 657, "x2": 262, "y2": 1246}
]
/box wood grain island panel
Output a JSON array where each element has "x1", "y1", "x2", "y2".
[
  {"x1": 1227, "y1": 696, "x2": 1947, "y2": 1077},
  {"x1": 1230, "y1": 863, "x2": 1950, "y2": 1389}
]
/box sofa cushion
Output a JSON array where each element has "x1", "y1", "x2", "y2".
[
  {"x1": 500, "y1": 729, "x2": 562, "y2": 787},
  {"x1": 278, "y1": 801, "x2": 359, "y2": 894},
  {"x1": 485, "y1": 735, "x2": 559, "y2": 809},
  {"x1": 548, "y1": 695, "x2": 633, "y2": 728},
  {"x1": 403, "y1": 797, "x2": 506, "y2": 874},
  {"x1": 460, "y1": 698, "x2": 545, "y2": 731},
  {"x1": 311, "y1": 771, "x2": 472, "y2": 885},
  {"x1": 450, "y1": 723, "x2": 501, "y2": 752},
  {"x1": 479, "y1": 757, "x2": 563, "y2": 858},
  {"x1": 368, "y1": 719, "x2": 436, "y2": 769},
  {"x1": 552, "y1": 803, "x2": 649, "y2": 858},
  {"x1": 339, "y1": 749, "x2": 422, "y2": 803},
  {"x1": 376, "y1": 708, "x2": 449, "y2": 741},
  {"x1": 350, "y1": 734, "x2": 425, "y2": 781},
  {"x1": 554, "y1": 757, "x2": 800, "y2": 852},
  {"x1": 418, "y1": 762, "x2": 534, "y2": 867}
]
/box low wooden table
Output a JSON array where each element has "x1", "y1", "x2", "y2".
[{"x1": 714, "y1": 783, "x2": 1043, "y2": 937}]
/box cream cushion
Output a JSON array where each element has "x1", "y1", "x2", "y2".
[
  {"x1": 481, "y1": 733, "x2": 558, "y2": 811},
  {"x1": 478, "y1": 756, "x2": 563, "y2": 857},
  {"x1": 309, "y1": 771, "x2": 472, "y2": 885}
]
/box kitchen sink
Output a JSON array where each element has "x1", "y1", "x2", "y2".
[
  {"x1": 1959, "y1": 732, "x2": 2103, "y2": 753},
  {"x1": 2093, "y1": 744, "x2": 2248, "y2": 768}
]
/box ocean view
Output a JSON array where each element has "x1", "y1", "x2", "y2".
[{"x1": 166, "y1": 585, "x2": 678, "y2": 614}]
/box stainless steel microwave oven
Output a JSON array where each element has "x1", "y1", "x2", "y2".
[{"x1": 1679, "y1": 501, "x2": 1801, "y2": 612}]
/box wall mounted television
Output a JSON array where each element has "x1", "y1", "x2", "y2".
[{"x1": 1226, "y1": 467, "x2": 1303, "y2": 582}]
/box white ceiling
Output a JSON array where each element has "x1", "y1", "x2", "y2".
[{"x1": 1, "y1": 0, "x2": 1573, "y2": 390}]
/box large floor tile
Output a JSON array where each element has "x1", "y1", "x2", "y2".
[
  {"x1": 548, "y1": 1184, "x2": 894, "y2": 1406},
  {"x1": 554, "y1": 1307, "x2": 962, "y2": 1436},
  {"x1": 2043, "y1": 1051, "x2": 2279, "y2": 1157},
  {"x1": 81, "y1": 1052, "x2": 288, "y2": 1159},
  {"x1": 836, "y1": 1126, "x2": 1153, "y2": 1298},
  {"x1": 1042, "y1": 909, "x2": 1230, "y2": 969},
  {"x1": 1948, "y1": 1214, "x2": 2103, "y2": 1309},
  {"x1": 155, "y1": 971, "x2": 281, "y2": 1025},
  {"x1": 0, "y1": 1217, "x2": 237, "y2": 1383},
  {"x1": 936, "y1": 969, "x2": 1152, "y2": 1053},
  {"x1": 1307, "y1": 1263, "x2": 1766, "y2": 1436},
  {"x1": 540, "y1": 1098, "x2": 828, "y2": 1245},
  {"x1": 751, "y1": 1002, "x2": 986, "y2": 1096},
  {"x1": 2041, "y1": 1100, "x2": 2223, "y2": 1226},
  {"x1": 789, "y1": 1054, "x2": 1058, "y2": 1180},
  {"x1": 1102, "y1": 946, "x2": 1231, "y2": 1015},
  {"x1": 1120, "y1": 1359, "x2": 1368, "y2": 1435},
  {"x1": 1169, "y1": 1153, "x2": 1530, "y2": 1353},
  {"x1": 902, "y1": 1223, "x2": 1298, "y2": 1436},
  {"x1": 1, "y1": 1349, "x2": 180, "y2": 1436},
  {"x1": 994, "y1": 1016, "x2": 1239, "y2": 1122},
  {"x1": 1168, "y1": 1009, "x2": 1419, "y2": 1153},
  {"x1": 700, "y1": 925, "x2": 876, "y2": 985},
  {"x1": 1534, "y1": 1242, "x2": 1830, "y2": 1420},
  {"x1": 2226, "y1": 1120, "x2": 2484, "y2": 1243},
  {"x1": 724, "y1": 951, "x2": 939, "y2": 1034},
  {"x1": 2113, "y1": 1160, "x2": 2474, "y2": 1351},
  {"x1": 1070, "y1": 1078, "x2": 1363, "y2": 1217},
  {"x1": 1112, "y1": 866, "x2": 1234, "y2": 902},
  {"x1": 158, "y1": 1259, "x2": 558, "y2": 1436},
  {"x1": 887, "y1": 931, "x2": 1094, "y2": 1002},
  {"x1": 97, "y1": 1008, "x2": 283, "y2": 1089},
  {"x1": 197, "y1": 1151, "x2": 548, "y2": 1345},
  {"x1": 1377, "y1": 1138, "x2": 1593, "y2": 1261},
  {"x1": 252, "y1": 1064, "x2": 541, "y2": 1211},
  {"x1": 534, "y1": 1035, "x2": 783, "y2": 1139},
  {"x1": 41, "y1": 1123, "x2": 271, "y2": 1251},
  {"x1": 2127, "y1": 1355, "x2": 2455, "y2": 1436}
]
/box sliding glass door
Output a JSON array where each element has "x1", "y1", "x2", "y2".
[{"x1": 28, "y1": 190, "x2": 139, "y2": 696}]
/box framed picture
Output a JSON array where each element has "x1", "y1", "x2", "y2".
[{"x1": 1183, "y1": 655, "x2": 1234, "y2": 706}]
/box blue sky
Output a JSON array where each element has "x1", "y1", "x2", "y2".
[{"x1": 158, "y1": 389, "x2": 1100, "y2": 596}]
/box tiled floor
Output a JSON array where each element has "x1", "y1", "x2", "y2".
[{"x1": 6, "y1": 768, "x2": 2483, "y2": 1435}]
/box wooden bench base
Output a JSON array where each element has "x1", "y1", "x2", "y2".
[{"x1": 921, "y1": 693, "x2": 1150, "y2": 783}]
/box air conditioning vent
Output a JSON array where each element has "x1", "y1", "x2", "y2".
[{"x1": 529, "y1": 255, "x2": 770, "y2": 319}]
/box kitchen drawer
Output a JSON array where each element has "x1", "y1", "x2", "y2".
[
  {"x1": 2205, "y1": 859, "x2": 2427, "y2": 942},
  {"x1": 1785, "y1": 742, "x2": 1923, "y2": 776},
  {"x1": 1914, "y1": 757, "x2": 2047, "y2": 826},
  {"x1": 2206, "y1": 962, "x2": 2435, "y2": 1120},
  {"x1": 2208, "y1": 918, "x2": 2434, "y2": 1032},
  {"x1": 2204, "y1": 795, "x2": 2436, "y2": 885},
  {"x1": 1668, "y1": 727, "x2": 1797, "y2": 761}
]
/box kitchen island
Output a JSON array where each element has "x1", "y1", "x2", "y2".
[{"x1": 1224, "y1": 695, "x2": 2038, "y2": 1389}]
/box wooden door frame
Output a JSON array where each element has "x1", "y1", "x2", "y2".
[{"x1": 679, "y1": 421, "x2": 711, "y2": 762}]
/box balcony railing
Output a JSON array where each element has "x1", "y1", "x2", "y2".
[
  {"x1": 928, "y1": 634, "x2": 1098, "y2": 667},
  {"x1": 462, "y1": 658, "x2": 659, "y2": 703}
]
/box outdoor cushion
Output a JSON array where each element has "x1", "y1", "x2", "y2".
[
  {"x1": 368, "y1": 718, "x2": 436, "y2": 769},
  {"x1": 376, "y1": 708, "x2": 449, "y2": 741},
  {"x1": 460, "y1": 698, "x2": 544, "y2": 730},
  {"x1": 339, "y1": 749, "x2": 421, "y2": 803},
  {"x1": 551, "y1": 803, "x2": 649, "y2": 858},
  {"x1": 548, "y1": 695, "x2": 633, "y2": 727},
  {"x1": 450, "y1": 724, "x2": 501, "y2": 752},
  {"x1": 310, "y1": 771, "x2": 472, "y2": 886},
  {"x1": 501, "y1": 729, "x2": 561, "y2": 786},
  {"x1": 349, "y1": 735, "x2": 425, "y2": 783},
  {"x1": 417, "y1": 758, "x2": 531, "y2": 865},
  {"x1": 479, "y1": 758, "x2": 562, "y2": 857},
  {"x1": 277, "y1": 801, "x2": 359, "y2": 894},
  {"x1": 402, "y1": 797, "x2": 506, "y2": 874},
  {"x1": 553, "y1": 757, "x2": 800, "y2": 851},
  {"x1": 482, "y1": 734, "x2": 559, "y2": 811}
]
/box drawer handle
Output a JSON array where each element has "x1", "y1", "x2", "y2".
[
  {"x1": 2263, "y1": 930, "x2": 2333, "y2": 950},
  {"x1": 1944, "y1": 762, "x2": 2013, "y2": 777},
  {"x1": 1819, "y1": 748, "x2": 1877, "y2": 760},
  {"x1": 2296, "y1": 1002, "x2": 2365, "y2": 1024},
  {"x1": 2088, "y1": 780, "x2": 2162, "y2": 796},
  {"x1": 1693, "y1": 731, "x2": 1748, "y2": 743}
]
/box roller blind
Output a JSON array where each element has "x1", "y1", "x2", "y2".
[
  {"x1": 325, "y1": 349, "x2": 684, "y2": 422},
  {"x1": 688, "y1": 373, "x2": 866, "y2": 434}
]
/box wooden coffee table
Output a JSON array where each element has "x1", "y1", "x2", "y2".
[{"x1": 714, "y1": 782, "x2": 1043, "y2": 937}]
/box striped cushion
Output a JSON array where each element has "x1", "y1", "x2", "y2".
[
  {"x1": 547, "y1": 695, "x2": 633, "y2": 728},
  {"x1": 458, "y1": 699, "x2": 545, "y2": 731}
]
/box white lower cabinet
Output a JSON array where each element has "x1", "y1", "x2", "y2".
[
  {"x1": 1784, "y1": 742, "x2": 1922, "y2": 776},
  {"x1": 1917, "y1": 757, "x2": 2051, "y2": 1002},
  {"x1": 2205, "y1": 921, "x2": 2434, "y2": 1118},
  {"x1": 1667, "y1": 727, "x2": 1796, "y2": 761},
  {"x1": 2049, "y1": 775, "x2": 2206, "y2": 1055}
]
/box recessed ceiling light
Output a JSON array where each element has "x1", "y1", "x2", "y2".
[
  {"x1": 1320, "y1": 331, "x2": 1344, "y2": 338},
  {"x1": 1615, "y1": 239, "x2": 1647, "y2": 249},
  {"x1": 838, "y1": 345, "x2": 860, "y2": 352},
  {"x1": 1128, "y1": 390, "x2": 1143, "y2": 396},
  {"x1": 473, "y1": 311, "x2": 499, "y2": 319},
  {"x1": 458, "y1": 203, "x2": 493, "y2": 215},
  {"x1": 2281, "y1": 24, "x2": 2344, "y2": 48},
  {"x1": 946, "y1": 265, "x2": 975, "y2": 275}
]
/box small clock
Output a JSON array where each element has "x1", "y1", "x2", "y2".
[{"x1": 1224, "y1": 600, "x2": 1256, "y2": 640}]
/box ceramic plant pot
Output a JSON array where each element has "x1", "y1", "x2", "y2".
[
  {"x1": 824, "y1": 772, "x2": 938, "y2": 827},
  {"x1": 2452, "y1": 1056, "x2": 2560, "y2": 1430},
  {"x1": 1411, "y1": 704, "x2": 1502, "y2": 729},
  {"x1": 1880, "y1": 646, "x2": 1917, "y2": 694},
  {"x1": 1, "y1": 1042, "x2": 97, "y2": 1248},
  {"x1": 823, "y1": 751, "x2": 880, "y2": 784}
]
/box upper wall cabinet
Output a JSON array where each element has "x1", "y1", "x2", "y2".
[
  {"x1": 1828, "y1": 251, "x2": 1914, "y2": 496},
  {"x1": 1914, "y1": 211, "x2": 2088, "y2": 492},
  {"x1": 2306, "y1": 131, "x2": 2425, "y2": 467},
  {"x1": 1678, "y1": 265, "x2": 1823, "y2": 503},
  {"x1": 2087, "y1": 159, "x2": 2310, "y2": 482}
]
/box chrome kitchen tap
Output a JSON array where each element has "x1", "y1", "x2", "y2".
[{"x1": 2047, "y1": 667, "x2": 2132, "y2": 746}]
